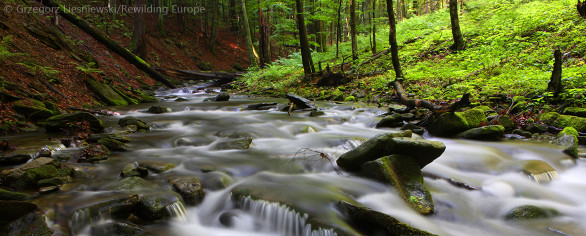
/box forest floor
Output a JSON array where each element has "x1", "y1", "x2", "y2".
[
  {"x1": 0, "y1": 0, "x2": 248, "y2": 134},
  {"x1": 235, "y1": 0, "x2": 586, "y2": 124}
]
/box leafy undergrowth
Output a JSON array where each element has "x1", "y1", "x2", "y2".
[{"x1": 236, "y1": 0, "x2": 586, "y2": 108}]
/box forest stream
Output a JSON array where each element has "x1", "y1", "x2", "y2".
[{"x1": 3, "y1": 85, "x2": 586, "y2": 236}]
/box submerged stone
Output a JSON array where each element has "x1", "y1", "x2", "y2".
[
  {"x1": 361, "y1": 155, "x2": 434, "y2": 215},
  {"x1": 98, "y1": 138, "x2": 129, "y2": 152},
  {"x1": 90, "y1": 221, "x2": 151, "y2": 236},
  {"x1": 338, "y1": 201, "x2": 435, "y2": 235},
  {"x1": 336, "y1": 132, "x2": 445, "y2": 171},
  {"x1": 138, "y1": 161, "x2": 176, "y2": 173},
  {"x1": 147, "y1": 105, "x2": 171, "y2": 114},
  {"x1": 118, "y1": 116, "x2": 150, "y2": 131},
  {"x1": 504, "y1": 205, "x2": 560, "y2": 221},
  {"x1": 519, "y1": 160, "x2": 559, "y2": 183},
  {"x1": 213, "y1": 137, "x2": 253, "y2": 150},
  {"x1": 167, "y1": 176, "x2": 205, "y2": 205},
  {"x1": 457, "y1": 125, "x2": 505, "y2": 140}
]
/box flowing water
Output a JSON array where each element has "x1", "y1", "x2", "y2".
[{"x1": 4, "y1": 85, "x2": 586, "y2": 236}]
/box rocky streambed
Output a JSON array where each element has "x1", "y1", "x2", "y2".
[{"x1": 1, "y1": 86, "x2": 586, "y2": 236}]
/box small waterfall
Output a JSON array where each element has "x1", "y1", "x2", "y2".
[
  {"x1": 167, "y1": 201, "x2": 189, "y2": 222},
  {"x1": 239, "y1": 197, "x2": 337, "y2": 236},
  {"x1": 69, "y1": 207, "x2": 113, "y2": 233}
]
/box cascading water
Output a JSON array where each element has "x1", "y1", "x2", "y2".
[{"x1": 10, "y1": 84, "x2": 585, "y2": 236}]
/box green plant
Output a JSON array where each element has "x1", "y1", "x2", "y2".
[{"x1": 76, "y1": 62, "x2": 103, "y2": 75}]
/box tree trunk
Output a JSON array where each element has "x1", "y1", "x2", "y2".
[
  {"x1": 387, "y1": 0, "x2": 404, "y2": 79},
  {"x1": 372, "y1": 0, "x2": 377, "y2": 54},
  {"x1": 157, "y1": 0, "x2": 165, "y2": 36},
  {"x1": 295, "y1": 0, "x2": 315, "y2": 74},
  {"x1": 230, "y1": 0, "x2": 238, "y2": 31},
  {"x1": 350, "y1": 0, "x2": 358, "y2": 60},
  {"x1": 39, "y1": 0, "x2": 175, "y2": 88},
  {"x1": 210, "y1": 0, "x2": 219, "y2": 55},
  {"x1": 547, "y1": 49, "x2": 563, "y2": 96},
  {"x1": 240, "y1": 0, "x2": 259, "y2": 67},
  {"x1": 336, "y1": 0, "x2": 343, "y2": 58},
  {"x1": 131, "y1": 0, "x2": 146, "y2": 59},
  {"x1": 449, "y1": 0, "x2": 465, "y2": 51},
  {"x1": 258, "y1": 0, "x2": 271, "y2": 68}
]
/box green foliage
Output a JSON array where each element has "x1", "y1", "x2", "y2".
[
  {"x1": 77, "y1": 62, "x2": 103, "y2": 75},
  {"x1": 16, "y1": 60, "x2": 61, "y2": 83},
  {"x1": 0, "y1": 35, "x2": 24, "y2": 62}
]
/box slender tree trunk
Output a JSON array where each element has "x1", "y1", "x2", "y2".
[
  {"x1": 449, "y1": 0, "x2": 465, "y2": 51},
  {"x1": 336, "y1": 0, "x2": 342, "y2": 58},
  {"x1": 157, "y1": 0, "x2": 165, "y2": 36},
  {"x1": 230, "y1": 0, "x2": 238, "y2": 31},
  {"x1": 295, "y1": 0, "x2": 315, "y2": 74},
  {"x1": 210, "y1": 0, "x2": 219, "y2": 55},
  {"x1": 387, "y1": 0, "x2": 404, "y2": 79},
  {"x1": 372, "y1": 0, "x2": 377, "y2": 54},
  {"x1": 131, "y1": 0, "x2": 146, "y2": 59},
  {"x1": 547, "y1": 48, "x2": 563, "y2": 96},
  {"x1": 258, "y1": 0, "x2": 271, "y2": 68},
  {"x1": 240, "y1": 0, "x2": 259, "y2": 67},
  {"x1": 350, "y1": 0, "x2": 358, "y2": 60}
]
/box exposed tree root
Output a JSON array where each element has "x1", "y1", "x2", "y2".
[{"x1": 392, "y1": 80, "x2": 470, "y2": 113}]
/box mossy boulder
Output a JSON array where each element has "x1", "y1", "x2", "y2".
[
  {"x1": 0, "y1": 189, "x2": 31, "y2": 201},
  {"x1": 104, "y1": 177, "x2": 156, "y2": 191},
  {"x1": 510, "y1": 101, "x2": 529, "y2": 114},
  {"x1": 98, "y1": 138, "x2": 129, "y2": 152},
  {"x1": 344, "y1": 96, "x2": 356, "y2": 102},
  {"x1": 44, "y1": 101, "x2": 61, "y2": 114},
  {"x1": 0, "y1": 154, "x2": 32, "y2": 166},
  {"x1": 146, "y1": 105, "x2": 170, "y2": 114},
  {"x1": 88, "y1": 133, "x2": 131, "y2": 143},
  {"x1": 12, "y1": 165, "x2": 72, "y2": 190},
  {"x1": 118, "y1": 116, "x2": 150, "y2": 131},
  {"x1": 495, "y1": 115, "x2": 515, "y2": 131},
  {"x1": 518, "y1": 160, "x2": 559, "y2": 183},
  {"x1": 86, "y1": 79, "x2": 129, "y2": 106},
  {"x1": 375, "y1": 113, "x2": 404, "y2": 128},
  {"x1": 37, "y1": 176, "x2": 73, "y2": 187},
  {"x1": 1, "y1": 212, "x2": 53, "y2": 236},
  {"x1": 213, "y1": 137, "x2": 253, "y2": 150},
  {"x1": 554, "y1": 127, "x2": 579, "y2": 158},
  {"x1": 361, "y1": 155, "x2": 434, "y2": 215},
  {"x1": 135, "y1": 192, "x2": 183, "y2": 221},
  {"x1": 457, "y1": 125, "x2": 505, "y2": 140},
  {"x1": 459, "y1": 108, "x2": 488, "y2": 128},
  {"x1": 336, "y1": 132, "x2": 445, "y2": 172},
  {"x1": 338, "y1": 201, "x2": 435, "y2": 235},
  {"x1": 540, "y1": 112, "x2": 586, "y2": 132},
  {"x1": 204, "y1": 93, "x2": 230, "y2": 102},
  {"x1": 138, "y1": 161, "x2": 176, "y2": 173},
  {"x1": 12, "y1": 103, "x2": 54, "y2": 121},
  {"x1": 504, "y1": 205, "x2": 560, "y2": 221},
  {"x1": 562, "y1": 107, "x2": 586, "y2": 118},
  {"x1": 167, "y1": 176, "x2": 205, "y2": 205},
  {"x1": 45, "y1": 112, "x2": 105, "y2": 133},
  {"x1": 427, "y1": 112, "x2": 469, "y2": 137},
  {"x1": 121, "y1": 163, "x2": 148, "y2": 178}
]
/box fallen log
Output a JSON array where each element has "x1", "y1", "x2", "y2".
[
  {"x1": 392, "y1": 80, "x2": 470, "y2": 113},
  {"x1": 153, "y1": 67, "x2": 243, "y2": 82},
  {"x1": 38, "y1": 0, "x2": 176, "y2": 89}
]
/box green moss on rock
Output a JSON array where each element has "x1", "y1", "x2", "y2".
[
  {"x1": 45, "y1": 112, "x2": 105, "y2": 133},
  {"x1": 504, "y1": 205, "x2": 560, "y2": 221},
  {"x1": 457, "y1": 125, "x2": 505, "y2": 140},
  {"x1": 12, "y1": 103, "x2": 54, "y2": 121},
  {"x1": 562, "y1": 107, "x2": 586, "y2": 118},
  {"x1": 540, "y1": 112, "x2": 586, "y2": 132},
  {"x1": 86, "y1": 79, "x2": 129, "y2": 106}
]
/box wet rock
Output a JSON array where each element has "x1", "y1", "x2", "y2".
[
  {"x1": 173, "y1": 137, "x2": 212, "y2": 147},
  {"x1": 90, "y1": 221, "x2": 151, "y2": 236},
  {"x1": 167, "y1": 176, "x2": 205, "y2": 205},
  {"x1": 309, "y1": 110, "x2": 326, "y2": 117},
  {"x1": 338, "y1": 201, "x2": 435, "y2": 235},
  {"x1": 87, "y1": 133, "x2": 131, "y2": 143},
  {"x1": 199, "y1": 171, "x2": 234, "y2": 190},
  {"x1": 10, "y1": 165, "x2": 72, "y2": 190},
  {"x1": 245, "y1": 102, "x2": 278, "y2": 110},
  {"x1": 286, "y1": 93, "x2": 317, "y2": 110},
  {"x1": 215, "y1": 130, "x2": 253, "y2": 139},
  {"x1": 400, "y1": 123, "x2": 425, "y2": 135},
  {"x1": 1, "y1": 157, "x2": 54, "y2": 187},
  {"x1": 457, "y1": 125, "x2": 505, "y2": 140},
  {"x1": 512, "y1": 129, "x2": 532, "y2": 138},
  {"x1": 540, "y1": 112, "x2": 586, "y2": 132},
  {"x1": 504, "y1": 205, "x2": 560, "y2": 221},
  {"x1": 135, "y1": 192, "x2": 182, "y2": 221},
  {"x1": 1, "y1": 212, "x2": 53, "y2": 236},
  {"x1": 427, "y1": 112, "x2": 469, "y2": 137},
  {"x1": 118, "y1": 116, "x2": 150, "y2": 131},
  {"x1": 459, "y1": 108, "x2": 488, "y2": 128},
  {"x1": 219, "y1": 211, "x2": 238, "y2": 227},
  {"x1": 204, "y1": 92, "x2": 230, "y2": 102},
  {"x1": 147, "y1": 105, "x2": 171, "y2": 114},
  {"x1": 388, "y1": 104, "x2": 409, "y2": 113},
  {"x1": 86, "y1": 79, "x2": 129, "y2": 106},
  {"x1": 37, "y1": 176, "x2": 73, "y2": 187},
  {"x1": 39, "y1": 185, "x2": 60, "y2": 194},
  {"x1": 98, "y1": 138, "x2": 129, "y2": 152},
  {"x1": 495, "y1": 115, "x2": 515, "y2": 131},
  {"x1": 0, "y1": 200, "x2": 38, "y2": 225},
  {"x1": 375, "y1": 113, "x2": 404, "y2": 128},
  {"x1": 175, "y1": 97, "x2": 188, "y2": 102},
  {"x1": 121, "y1": 163, "x2": 148, "y2": 178},
  {"x1": 0, "y1": 188, "x2": 31, "y2": 201},
  {"x1": 361, "y1": 155, "x2": 434, "y2": 215},
  {"x1": 336, "y1": 132, "x2": 446, "y2": 172},
  {"x1": 77, "y1": 144, "x2": 110, "y2": 163},
  {"x1": 579, "y1": 136, "x2": 586, "y2": 146},
  {"x1": 0, "y1": 90, "x2": 23, "y2": 102},
  {"x1": 138, "y1": 161, "x2": 176, "y2": 173},
  {"x1": 474, "y1": 105, "x2": 498, "y2": 117},
  {"x1": 45, "y1": 112, "x2": 105, "y2": 133},
  {"x1": 213, "y1": 137, "x2": 253, "y2": 150},
  {"x1": 12, "y1": 103, "x2": 54, "y2": 121},
  {"x1": 526, "y1": 123, "x2": 548, "y2": 134},
  {"x1": 517, "y1": 160, "x2": 559, "y2": 183},
  {"x1": 562, "y1": 107, "x2": 586, "y2": 117},
  {"x1": 554, "y1": 127, "x2": 579, "y2": 158},
  {"x1": 0, "y1": 154, "x2": 32, "y2": 166}
]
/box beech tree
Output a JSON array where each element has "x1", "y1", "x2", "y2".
[
  {"x1": 295, "y1": 0, "x2": 315, "y2": 74},
  {"x1": 387, "y1": 0, "x2": 404, "y2": 79},
  {"x1": 449, "y1": 0, "x2": 466, "y2": 51}
]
